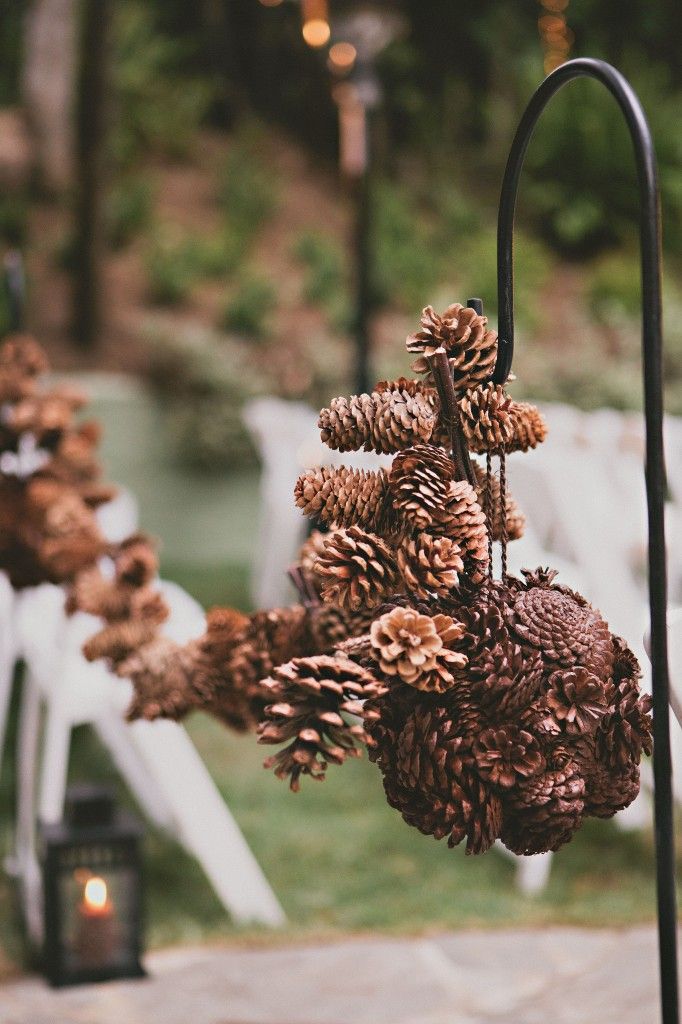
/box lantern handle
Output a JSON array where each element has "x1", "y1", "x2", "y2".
[{"x1": 494, "y1": 57, "x2": 676, "y2": 1024}]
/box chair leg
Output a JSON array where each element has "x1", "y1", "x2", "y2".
[
  {"x1": 94, "y1": 714, "x2": 175, "y2": 831},
  {"x1": 515, "y1": 852, "x2": 553, "y2": 896},
  {"x1": 37, "y1": 698, "x2": 71, "y2": 826}
]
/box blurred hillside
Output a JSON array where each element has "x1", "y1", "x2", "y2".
[{"x1": 0, "y1": 2, "x2": 681, "y2": 475}]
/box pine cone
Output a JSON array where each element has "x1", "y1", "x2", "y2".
[
  {"x1": 294, "y1": 466, "x2": 395, "y2": 534},
  {"x1": 0, "y1": 335, "x2": 48, "y2": 401},
  {"x1": 458, "y1": 384, "x2": 514, "y2": 454},
  {"x1": 545, "y1": 668, "x2": 612, "y2": 735},
  {"x1": 473, "y1": 725, "x2": 545, "y2": 789},
  {"x1": 114, "y1": 534, "x2": 159, "y2": 588},
  {"x1": 308, "y1": 603, "x2": 353, "y2": 649},
  {"x1": 501, "y1": 756, "x2": 585, "y2": 854},
  {"x1": 507, "y1": 402, "x2": 548, "y2": 453},
  {"x1": 598, "y1": 677, "x2": 652, "y2": 768},
  {"x1": 258, "y1": 653, "x2": 386, "y2": 790},
  {"x1": 473, "y1": 463, "x2": 525, "y2": 542},
  {"x1": 388, "y1": 443, "x2": 454, "y2": 530},
  {"x1": 83, "y1": 619, "x2": 159, "y2": 667},
  {"x1": 584, "y1": 761, "x2": 641, "y2": 819},
  {"x1": 369, "y1": 607, "x2": 466, "y2": 692},
  {"x1": 470, "y1": 637, "x2": 544, "y2": 717},
  {"x1": 318, "y1": 384, "x2": 442, "y2": 455},
  {"x1": 407, "y1": 303, "x2": 498, "y2": 392},
  {"x1": 397, "y1": 533, "x2": 463, "y2": 599},
  {"x1": 314, "y1": 527, "x2": 399, "y2": 610},
  {"x1": 119, "y1": 636, "x2": 198, "y2": 721},
  {"x1": 508, "y1": 582, "x2": 613, "y2": 676},
  {"x1": 430, "y1": 481, "x2": 489, "y2": 582}
]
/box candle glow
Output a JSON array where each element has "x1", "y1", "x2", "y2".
[{"x1": 84, "y1": 876, "x2": 108, "y2": 911}]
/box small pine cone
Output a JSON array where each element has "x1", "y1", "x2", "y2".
[
  {"x1": 67, "y1": 565, "x2": 131, "y2": 620},
  {"x1": 545, "y1": 668, "x2": 613, "y2": 735},
  {"x1": 258, "y1": 653, "x2": 386, "y2": 790},
  {"x1": 508, "y1": 581, "x2": 613, "y2": 676},
  {"x1": 473, "y1": 463, "x2": 525, "y2": 542},
  {"x1": 119, "y1": 636, "x2": 198, "y2": 721},
  {"x1": 501, "y1": 758, "x2": 585, "y2": 854},
  {"x1": 297, "y1": 529, "x2": 330, "y2": 576},
  {"x1": 388, "y1": 444, "x2": 454, "y2": 530},
  {"x1": 431, "y1": 481, "x2": 489, "y2": 582},
  {"x1": 373, "y1": 376, "x2": 425, "y2": 397},
  {"x1": 308, "y1": 604, "x2": 353, "y2": 649},
  {"x1": 397, "y1": 533, "x2": 463, "y2": 599},
  {"x1": 201, "y1": 606, "x2": 250, "y2": 660},
  {"x1": 458, "y1": 384, "x2": 514, "y2": 454},
  {"x1": 506, "y1": 401, "x2": 548, "y2": 453},
  {"x1": 294, "y1": 466, "x2": 395, "y2": 534},
  {"x1": 470, "y1": 638, "x2": 544, "y2": 716},
  {"x1": 369, "y1": 607, "x2": 466, "y2": 692},
  {"x1": 114, "y1": 534, "x2": 159, "y2": 588},
  {"x1": 407, "y1": 303, "x2": 498, "y2": 391},
  {"x1": 396, "y1": 704, "x2": 472, "y2": 796},
  {"x1": 83, "y1": 619, "x2": 159, "y2": 667},
  {"x1": 612, "y1": 635, "x2": 643, "y2": 684},
  {"x1": 0, "y1": 334, "x2": 49, "y2": 378},
  {"x1": 314, "y1": 527, "x2": 399, "y2": 611},
  {"x1": 598, "y1": 677, "x2": 652, "y2": 768},
  {"x1": 473, "y1": 726, "x2": 545, "y2": 789},
  {"x1": 584, "y1": 761, "x2": 641, "y2": 819},
  {"x1": 319, "y1": 385, "x2": 442, "y2": 455}
]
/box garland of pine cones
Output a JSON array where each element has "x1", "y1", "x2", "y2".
[{"x1": 257, "y1": 300, "x2": 651, "y2": 857}]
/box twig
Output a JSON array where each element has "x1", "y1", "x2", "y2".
[
  {"x1": 427, "y1": 347, "x2": 477, "y2": 487},
  {"x1": 287, "y1": 565, "x2": 320, "y2": 609}
]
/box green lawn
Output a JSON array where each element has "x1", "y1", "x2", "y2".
[{"x1": 0, "y1": 565, "x2": 672, "y2": 979}]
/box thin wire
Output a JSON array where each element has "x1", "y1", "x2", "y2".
[
  {"x1": 499, "y1": 449, "x2": 508, "y2": 580},
  {"x1": 486, "y1": 452, "x2": 494, "y2": 579}
]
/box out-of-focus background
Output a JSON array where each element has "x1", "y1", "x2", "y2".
[{"x1": 1, "y1": 0, "x2": 681, "y2": 977}]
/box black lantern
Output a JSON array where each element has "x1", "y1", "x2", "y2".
[{"x1": 40, "y1": 784, "x2": 145, "y2": 987}]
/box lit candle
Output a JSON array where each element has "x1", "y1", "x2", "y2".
[{"x1": 75, "y1": 876, "x2": 118, "y2": 968}]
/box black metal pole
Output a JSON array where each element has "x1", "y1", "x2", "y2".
[
  {"x1": 3, "y1": 250, "x2": 25, "y2": 334},
  {"x1": 494, "y1": 57, "x2": 677, "y2": 1023}
]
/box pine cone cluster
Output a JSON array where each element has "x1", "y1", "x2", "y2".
[
  {"x1": 0, "y1": 336, "x2": 116, "y2": 588},
  {"x1": 361, "y1": 571, "x2": 650, "y2": 855}
]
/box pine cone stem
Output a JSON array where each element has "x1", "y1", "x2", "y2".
[
  {"x1": 427, "y1": 347, "x2": 477, "y2": 488},
  {"x1": 288, "y1": 564, "x2": 320, "y2": 608}
]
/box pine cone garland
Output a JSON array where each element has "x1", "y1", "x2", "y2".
[
  {"x1": 388, "y1": 443, "x2": 454, "y2": 529},
  {"x1": 318, "y1": 384, "x2": 442, "y2": 455},
  {"x1": 315, "y1": 527, "x2": 399, "y2": 610},
  {"x1": 294, "y1": 466, "x2": 395, "y2": 534},
  {"x1": 407, "y1": 303, "x2": 498, "y2": 391},
  {"x1": 397, "y1": 533, "x2": 463, "y2": 599},
  {"x1": 507, "y1": 402, "x2": 548, "y2": 453},
  {"x1": 258, "y1": 653, "x2": 386, "y2": 790},
  {"x1": 119, "y1": 636, "x2": 198, "y2": 721},
  {"x1": 458, "y1": 384, "x2": 514, "y2": 454}
]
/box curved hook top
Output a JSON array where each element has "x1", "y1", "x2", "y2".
[{"x1": 494, "y1": 57, "x2": 660, "y2": 385}]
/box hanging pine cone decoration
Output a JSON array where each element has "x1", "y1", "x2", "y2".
[{"x1": 258, "y1": 296, "x2": 652, "y2": 860}]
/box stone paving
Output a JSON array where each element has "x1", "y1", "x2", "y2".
[{"x1": 2, "y1": 926, "x2": 671, "y2": 1024}]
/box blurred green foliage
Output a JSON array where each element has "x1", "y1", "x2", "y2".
[
  {"x1": 218, "y1": 125, "x2": 279, "y2": 251},
  {"x1": 107, "y1": 175, "x2": 155, "y2": 249},
  {"x1": 220, "y1": 273, "x2": 278, "y2": 339}
]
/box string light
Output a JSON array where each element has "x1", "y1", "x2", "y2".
[
  {"x1": 301, "y1": 0, "x2": 330, "y2": 48},
  {"x1": 258, "y1": 0, "x2": 284, "y2": 7},
  {"x1": 538, "y1": 0, "x2": 573, "y2": 75}
]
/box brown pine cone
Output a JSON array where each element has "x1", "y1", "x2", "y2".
[
  {"x1": 0, "y1": 335, "x2": 49, "y2": 402},
  {"x1": 612, "y1": 635, "x2": 643, "y2": 684},
  {"x1": 318, "y1": 384, "x2": 442, "y2": 455},
  {"x1": 508, "y1": 582, "x2": 613, "y2": 676},
  {"x1": 501, "y1": 757, "x2": 585, "y2": 854},
  {"x1": 407, "y1": 303, "x2": 498, "y2": 392},
  {"x1": 473, "y1": 463, "x2": 525, "y2": 542},
  {"x1": 397, "y1": 533, "x2": 463, "y2": 599},
  {"x1": 308, "y1": 603, "x2": 353, "y2": 649},
  {"x1": 258, "y1": 653, "x2": 386, "y2": 790},
  {"x1": 120, "y1": 636, "x2": 198, "y2": 721},
  {"x1": 506, "y1": 401, "x2": 548, "y2": 453},
  {"x1": 294, "y1": 466, "x2": 396, "y2": 534},
  {"x1": 473, "y1": 725, "x2": 545, "y2": 789},
  {"x1": 314, "y1": 527, "x2": 399, "y2": 610},
  {"x1": 598, "y1": 678, "x2": 652, "y2": 768},
  {"x1": 369, "y1": 607, "x2": 466, "y2": 692},
  {"x1": 470, "y1": 638, "x2": 544, "y2": 717},
  {"x1": 584, "y1": 761, "x2": 641, "y2": 819},
  {"x1": 430, "y1": 480, "x2": 489, "y2": 583},
  {"x1": 114, "y1": 534, "x2": 159, "y2": 588},
  {"x1": 458, "y1": 384, "x2": 514, "y2": 454},
  {"x1": 388, "y1": 443, "x2": 454, "y2": 530},
  {"x1": 545, "y1": 668, "x2": 612, "y2": 735},
  {"x1": 83, "y1": 619, "x2": 159, "y2": 667}
]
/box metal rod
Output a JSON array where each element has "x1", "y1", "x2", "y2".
[{"x1": 494, "y1": 57, "x2": 677, "y2": 1023}]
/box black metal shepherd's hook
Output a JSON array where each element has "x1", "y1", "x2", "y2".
[{"x1": 494, "y1": 57, "x2": 677, "y2": 1023}]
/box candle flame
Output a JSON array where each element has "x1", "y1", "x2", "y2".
[{"x1": 84, "y1": 876, "x2": 108, "y2": 910}]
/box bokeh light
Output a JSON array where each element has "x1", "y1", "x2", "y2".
[
  {"x1": 258, "y1": 0, "x2": 284, "y2": 7},
  {"x1": 302, "y1": 18, "x2": 331, "y2": 47},
  {"x1": 538, "y1": 0, "x2": 573, "y2": 75},
  {"x1": 328, "y1": 41, "x2": 357, "y2": 72}
]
